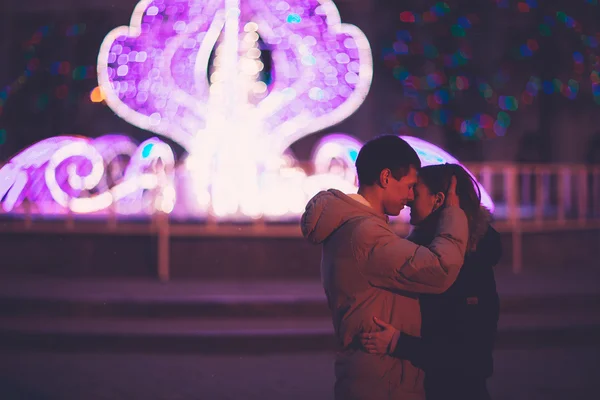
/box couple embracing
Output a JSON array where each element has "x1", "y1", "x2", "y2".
[{"x1": 301, "y1": 135, "x2": 501, "y2": 400}]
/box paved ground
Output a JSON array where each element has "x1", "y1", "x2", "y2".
[
  {"x1": 1, "y1": 267, "x2": 598, "y2": 398},
  {"x1": 0, "y1": 346, "x2": 598, "y2": 400}
]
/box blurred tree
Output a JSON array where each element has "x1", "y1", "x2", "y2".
[{"x1": 380, "y1": 0, "x2": 600, "y2": 161}]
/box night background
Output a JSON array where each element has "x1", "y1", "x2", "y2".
[{"x1": 0, "y1": 0, "x2": 599, "y2": 399}]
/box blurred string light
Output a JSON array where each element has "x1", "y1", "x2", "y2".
[
  {"x1": 0, "y1": 23, "x2": 98, "y2": 118},
  {"x1": 383, "y1": 3, "x2": 488, "y2": 137},
  {"x1": 0, "y1": 135, "x2": 175, "y2": 214},
  {"x1": 480, "y1": 2, "x2": 600, "y2": 108},
  {"x1": 0, "y1": 25, "x2": 50, "y2": 118},
  {"x1": 506, "y1": 7, "x2": 597, "y2": 103},
  {"x1": 384, "y1": 0, "x2": 600, "y2": 139},
  {"x1": 90, "y1": 86, "x2": 105, "y2": 103}
]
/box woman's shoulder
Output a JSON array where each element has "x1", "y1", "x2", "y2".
[
  {"x1": 479, "y1": 225, "x2": 502, "y2": 251},
  {"x1": 467, "y1": 223, "x2": 502, "y2": 268}
]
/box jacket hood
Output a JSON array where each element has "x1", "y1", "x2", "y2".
[{"x1": 300, "y1": 189, "x2": 387, "y2": 244}]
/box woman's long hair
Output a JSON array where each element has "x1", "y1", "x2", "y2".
[{"x1": 418, "y1": 164, "x2": 482, "y2": 250}]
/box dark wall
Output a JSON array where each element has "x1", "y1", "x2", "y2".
[{"x1": 0, "y1": 229, "x2": 597, "y2": 280}]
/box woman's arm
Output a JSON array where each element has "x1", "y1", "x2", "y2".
[{"x1": 362, "y1": 315, "x2": 498, "y2": 372}]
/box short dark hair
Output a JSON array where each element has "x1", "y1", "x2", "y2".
[{"x1": 355, "y1": 135, "x2": 421, "y2": 186}]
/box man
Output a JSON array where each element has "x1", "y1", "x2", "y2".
[{"x1": 301, "y1": 135, "x2": 468, "y2": 400}]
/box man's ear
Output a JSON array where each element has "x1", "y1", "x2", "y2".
[{"x1": 379, "y1": 169, "x2": 391, "y2": 188}]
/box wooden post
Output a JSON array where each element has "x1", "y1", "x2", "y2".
[
  {"x1": 254, "y1": 216, "x2": 266, "y2": 233},
  {"x1": 157, "y1": 212, "x2": 170, "y2": 282},
  {"x1": 535, "y1": 167, "x2": 545, "y2": 225},
  {"x1": 578, "y1": 167, "x2": 588, "y2": 224},
  {"x1": 521, "y1": 167, "x2": 531, "y2": 206},
  {"x1": 206, "y1": 211, "x2": 218, "y2": 232},
  {"x1": 504, "y1": 166, "x2": 519, "y2": 224},
  {"x1": 24, "y1": 200, "x2": 32, "y2": 229},
  {"x1": 108, "y1": 195, "x2": 117, "y2": 231},
  {"x1": 557, "y1": 167, "x2": 567, "y2": 225},
  {"x1": 66, "y1": 203, "x2": 75, "y2": 231},
  {"x1": 512, "y1": 229, "x2": 522, "y2": 274},
  {"x1": 504, "y1": 166, "x2": 521, "y2": 273},
  {"x1": 592, "y1": 168, "x2": 600, "y2": 219}
]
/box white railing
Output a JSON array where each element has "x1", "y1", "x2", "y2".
[
  {"x1": 466, "y1": 163, "x2": 600, "y2": 274},
  {"x1": 1, "y1": 163, "x2": 599, "y2": 279},
  {"x1": 467, "y1": 163, "x2": 600, "y2": 226}
]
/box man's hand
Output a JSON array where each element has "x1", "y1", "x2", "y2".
[
  {"x1": 444, "y1": 175, "x2": 460, "y2": 208},
  {"x1": 359, "y1": 317, "x2": 400, "y2": 355}
]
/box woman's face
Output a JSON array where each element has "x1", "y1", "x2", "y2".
[{"x1": 409, "y1": 179, "x2": 438, "y2": 225}]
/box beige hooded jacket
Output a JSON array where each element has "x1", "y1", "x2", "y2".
[{"x1": 301, "y1": 189, "x2": 468, "y2": 400}]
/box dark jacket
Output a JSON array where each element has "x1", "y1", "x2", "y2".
[{"x1": 392, "y1": 207, "x2": 502, "y2": 379}]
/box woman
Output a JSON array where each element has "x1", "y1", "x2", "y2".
[{"x1": 360, "y1": 164, "x2": 502, "y2": 400}]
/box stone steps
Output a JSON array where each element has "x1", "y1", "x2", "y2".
[
  {"x1": 3, "y1": 290, "x2": 600, "y2": 319},
  {"x1": 1, "y1": 273, "x2": 600, "y2": 352},
  {"x1": 2, "y1": 275, "x2": 600, "y2": 319},
  {"x1": 1, "y1": 312, "x2": 600, "y2": 353}
]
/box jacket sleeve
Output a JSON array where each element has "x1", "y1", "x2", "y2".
[
  {"x1": 355, "y1": 207, "x2": 469, "y2": 294},
  {"x1": 391, "y1": 333, "x2": 423, "y2": 363}
]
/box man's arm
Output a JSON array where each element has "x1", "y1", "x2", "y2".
[{"x1": 356, "y1": 206, "x2": 468, "y2": 294}]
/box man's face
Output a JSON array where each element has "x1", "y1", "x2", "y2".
[{"x1": 383, "y1": 166, "x2": 418, "y2": 216}]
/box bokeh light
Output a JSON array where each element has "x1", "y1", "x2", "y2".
[{"x1": 384, "y1": 0, "x2": 600, "y2": 140}]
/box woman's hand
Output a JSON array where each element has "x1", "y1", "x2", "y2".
[
  {"x1": 444, "y1": 175, "x2": 460, "y2": 208},
  {"x1": 359, "y1": 317, "x2": 400, "y2": 355}
]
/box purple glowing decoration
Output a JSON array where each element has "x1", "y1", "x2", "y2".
[
  {"x1": 96, "y1": 0, "x2": 373, "y2": 217},
  {"x1": 2, "y1": 0, "x2": 374, "y2": 219},
  {"x1": 1, "y1": 0, "x2": 495, "y2": 219},
  {"x1": 311, "y1": 134, "x2": 495, "y2": 213},
  {"x1": 97, "y1": 0, "x2": 373, "y2": 152},
  {"x1": 0, "y1": 135, "x2": 174, "y2": 215}
]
